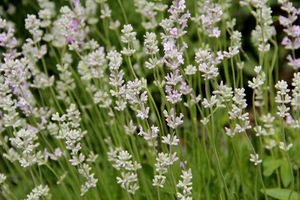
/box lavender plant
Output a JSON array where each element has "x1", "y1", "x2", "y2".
[{"x1": 0, "y1": 0, "x2": 299, "y2": 199}]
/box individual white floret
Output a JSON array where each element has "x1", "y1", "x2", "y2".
[
  {"x1": 100, "y1": 3, "x2": 111, "y2": 19},
  {"x1": 162, "y1": 133, "x2": 180, "y2": 146},
  {"x1": 279, "y1": 142, "x2": 293, "y2": 151},
  {"x1": 249, "y1": 154, "x2": 262, "y2": 165},
  {"x1": 163, "y1": 108, "x2": 184, "y2": 129},
  {"x1": 25, "y1": 185, "x2": 51, "y2": 200}
]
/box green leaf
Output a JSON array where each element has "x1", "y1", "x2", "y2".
[
  {"x1": 233, "y1": 193, "x2": 239, "y2": 200},
  {"x1": 242, "y1": 53, "x2": 258, "y2": 76},
  {"x1": 262, "y1": 188, "x2": 300, "y2": 200},
  {"x1": 262, "y1": 157, "x2": 283, "y2": 177},
  {"x1": 280, "y1": 161, "x2": 292, "y2": 187},
  {"x1": 141, "y1": 163, "x2": 154, "y2": 179}
]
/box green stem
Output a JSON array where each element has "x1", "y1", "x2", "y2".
[
  {"x1": 210, "y1": 107, "x2": 230, "y2": 199},
  {"x1": 231, "y1": 137, "x2": 246, "y2": 200},
  {"x1": 117, "y1": 0, "x2": 128, "y2": 24}
]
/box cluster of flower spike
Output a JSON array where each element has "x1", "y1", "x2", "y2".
[
  {"x1": 107, "y1": 146, "x2": 141, "y2": 194},
  {"x1": 51, "y1": 104, "x2": 98, "y2": 196},
  {"x1": 1, "y1": 0, "x2": 300, "y2": 198},
  {"x1": 177, "y1": 163, "x2": 193, "y2": 200},
  {"x1": 241, "y1": 0, "x2": 276, "y2": 53},
  {"x1": 279, "y1": 0, "x2": 300, "y2": 70}
]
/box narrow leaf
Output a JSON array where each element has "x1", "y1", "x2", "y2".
[
  {"x1": 262, "y1": 188, "x2": 300, "y2": 200},
  {"x1": 280, "y1": 161, "x2": 292, "y2": 187}
]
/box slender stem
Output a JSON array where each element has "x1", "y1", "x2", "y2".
[
  {"x1": 230, "y1": 57, "x2": 236, "y2": 90},
  {"x1": 231, "y1": 138, "x2": 246, "y2": 200},
  {"x1": 280, "y1": 120, "x2": 295, "y2": 200},
  {"x1": 210, "y1": 107, "x2": 230, "y2": 199},
  {"x1": 127, "y1": 56, "x2": 137, "y2": 79},
  {"x1": 271, "y1": 149, "x2": 281, "y2": 188},
  {"x1": 118, "y1": 0, "x2": 128, "y2": 24},
  {"x1": 157, "y1": 187, "x2": 161, "y2": 200},
  {"x1": 255, "y1": 167, "x2": 258, "y2": 200}
]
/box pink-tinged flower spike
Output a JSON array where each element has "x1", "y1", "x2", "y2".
[
  {"x1": 66, "y1": 19, "x2": 77, "y2": 43},
  {"x1": 160, "y1": 0, "x2": 190, "y2": 70},
  {"x1": 0, "y1": 18, "x2": 21, "y2": 59},
  {"x1": 163, "y1": 108, "x2": 184, "y2": 129},
  {"x1": 180, "y1": 161, "x2": 187, "y2": 170},
  {"x1": 180, "y1": 79, "x2": 193, "y2": 95},
  {"x1": 165, "y1": 85, "x2": 182, "y2": 104},
  {"x1": 286, "y1": 54, "x2": 300, "y2": 70},
  {"x1": 66, "y1": 19, "x2": 86, "y2": 43},
  {"x1": 55, "y1": 148, "x2": 62, "y2": 157},
  {"x1": 165, "y1": 69, "x2": 182, "y2": 86},
  {"x1": 198, "y1": 1, "x2": 223, "y2": 38},
  {"x1": 278, "y1": 0, "x2": 300, "y2": 71}
]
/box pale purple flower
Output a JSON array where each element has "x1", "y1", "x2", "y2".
[
  {"x1": 66, "y1": 19, "x2": 86, "y2": 43},
  {"x1": 165, "y1": 87, "x2": 182, "y2": 104},
  {"x1": 165, "y1": 70, "x2": 182, "y2": 86},
  {"x1": 170, "y1": 28, "x2": 178, "y2": 36},
  {"x1": 286, "y1": 54, "x2": 300, "y2": 70},
  {"x1": 55, "y1": 148, "x2": 62, "y2": 157},
  {"x1": 162, "y1": 133, "x2": 180, "y2": 146},
  {"x1": 180, "y1": 161, "x2": 187, "y2": 170},
  {"x1": 279, "y1": 15, "x2": 291, "y2": 27},
  {"x1": 163, "y1": 108, "x2": 184, "y2": 129},
  {"x1": 163, "y1": 40, "x2": 175, "y2": 52},
  {"x1": 138, "y1": 125, "x2": 158, "y2": 140},
  {"x1": 178, "y1": 0, "x2": 186, "y2": 11},
  {"x1": 281, "y1": 36, "x2": 293, "y2": 49},
  {"x1": 136, "y1": 103, "x2": 150, "y2": 120}
]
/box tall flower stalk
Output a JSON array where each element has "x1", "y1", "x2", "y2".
[{"x1": 0, "y1": 0, "x2": 299, "y2": 199}]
